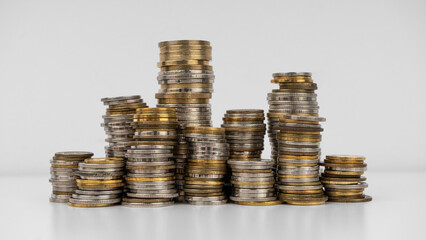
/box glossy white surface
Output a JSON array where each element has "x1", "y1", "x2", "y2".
[{"x1": 1, "y1": 172, "x2": 424, "y2": 240}]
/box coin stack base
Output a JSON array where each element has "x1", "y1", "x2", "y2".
[
  {"x1": 321, "y1": 155, "x2": 372, "y2": 203},
  {"x1": 123, "y1": 108, "x2": 179, "y2": 207},
  {"x1": 68, "y1": 157, "x2": 125, "y2": 207},
  {"x1": 184, "y1": 127, "x2": 229, "y2": 205},
  {"x1": 50, "y1": 151, "x2": 93, "y2": 203}
]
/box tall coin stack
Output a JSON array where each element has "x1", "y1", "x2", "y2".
[
  {"x1": 156, "y1": 40, "x2": 215, "y2": 201},
  {"x1": 266, "y1": 72, "x2": 319, "y2": 164},
  {"x1": 183, "y1": 127, "x2": 229, "y2": 205},
  {"x1": 123, "y1": 108, "x2": 179, "y2": 207},
  {"x1": 68, "y1": 157, "x2": 125, "y2": 207},
  {"x1": 50, "y1": 151, "x2": 93, "y2": 203},
  {"x1": 320, "y1": 155, "x2": 372, "y2": 202},
  {"x1": 101, "y1": 96, "x2": 148, "y2": 159},
  {"x1": 277, "y1": 115, "x2": 327, "y2": 205}
]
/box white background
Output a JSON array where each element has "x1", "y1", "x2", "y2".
[
  {"x1": 1, "y1": 1, "x2": 426, "y2": 240},
  {"x1": 1, "y1": 0, "x2": 425, "y2": 175}
]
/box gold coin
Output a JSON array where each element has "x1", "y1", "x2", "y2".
[
  {"x1": 185, "y1": 180, "x2": 223, "y2": 185},
  {"x1": 277, "y1": 136, "x2": 321, "y2": 142},
  {"x1": 160, "y1": 65, "x2": 212, "y2": 71},
  {"x1": 281, "y1": 189, "x2": 323, "y2": 195},
  {"x1": 126, "y1": 177, "x2": 175, "y2": 182},
  {"x1": 160, "y1": 45, "x2": 211, "y2": 52},
  {"x1": 285, "y1": 200, "x2": 326, "y2": 206},
  {"x1": 67, "y1": 202, "x2": 116, "y2": 208},
  {"x1": 157, "y1": 60, "x2": 210, "y2": 67},
  {"x1": 324, "y1": 170, "x2": 363, "y2": 176},
  {"x1": 187, "y1": 159, "x2": 225, "y2": 164},
  {"x1": 76, "y1": 179, "x2": 123, "y2": 184},
  {"x1": 223, "y1": 117, "x2": 265, "y2": 122},
  {"x1": 158, "y1": 40, "x2": 210, "y2": 47},
  {"x1": 160, "y1": 50, "x2": 211, "y2": 56},
  {"x1": 326, "y1": 155, "x2": 366, "y2": 161},
  {"x1": 279, "y1": 155, "x2": 319, "y2": 160},
  {"x1": 234, "y1": 200, "x2": 282, "y2": 206},
  {"x1": 184, "y1": 126, "x2": 225, "y2": 135},
  {"x1": 231, "y1": 169, "x2": 272, "y2": 173},
  {"x1": 84, "y1": 158, "x2": 124, "y2": 164},
  {"x1": 158, "y1": 98, "x2": 209, "y2": 104},
  {"x1": 223, "y1": 127, "x2": 266, "y2": 132}
]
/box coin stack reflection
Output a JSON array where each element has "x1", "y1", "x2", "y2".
[
  {"x1": 123, "y1": 108, "x2": 178, "y2": 207},
  {"x1": 50, "y1": 151, "x2": 93, "y2": 203},
  {"x1": 101, "y1": 96, "x2": 148, "y2": 159},
  {"x1": 183, "y1": 127, "x2": 229, "y2": 205},
  {"x1": 156, "y1": 40, "x2": 215, "y2": 201}
]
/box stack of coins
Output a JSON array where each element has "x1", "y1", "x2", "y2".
[
  {"x1": 156, "y1": 40, "x2": 213, "y2": 127},
  {"x1": 49, "y1": 151, "x2": 93, "y2": 203},
  {"x1": 156, "y1": 40, "x2": 215, "y2": 201},
  {"x1": 277, "y1": 115, "x2": 328, "y2": 205},
  {"x1": 123, "y1": 108, "x2": 178, "y2": 207},
  {"x1": 266, "y1": 72, "x2": 319, "y2": 164},
  {"x1": 101, "y1": 96, "x2": 148, "y2": 158},
  {"x1": 221, "y1": 109, "x2": 267, "y2": 197},
  {"x1": 228, "y1": 159, "x2": 280, "y2": 206},
  {"x1": 222, "y1": 109, "x2": 266, "y2": 159},
  {"x1": 183, "y1": 127, "x2": 229, "y2": 205},
  {"x1": 320, "y1": 155, "x2": 372, "y2": 202},
  {"x1": 68, "y1": 157, "x2": 125, "y2": 207}
]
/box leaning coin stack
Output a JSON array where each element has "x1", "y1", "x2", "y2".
[
  {"x1": 156, "y1": 40, "x2": 215, "y2": 201},
  {"x1": 222, "y1": 109, "x2": 267, "y2": 197},
  {"x1": 122, "y1": 108, "x2": 179, "y2": 207},
  {"x1": 50, "y1": 151, "x2": 93, "y2": 203},
  {"x1": 101, "y1": 95, "x2": 148, "y2": 158},
  {"x1": 228, "y1": 159, "x2": 280, "y2": 206},
  {"x1": 222, "y1": 109, "x2": 266, "y2": 160},
  {"x1": 183, "y1": 127, "x2": 229, "y2": 205},
  {"x1": 277, "y1": 115, "x2": 328, "y2": 205},
  {"x1": 266, "y1": 72, "x2": 319, "y2": 164},
  {"x1": 320, "y1": 155, "x2": 372, "y2": 202},
  {"x1": 68, "y1": 157, "x2": 125, "y2": 207}
]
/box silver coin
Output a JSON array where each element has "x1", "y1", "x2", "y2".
[
  {"x1": 158, "y1": 78, "x2": 214, "y2": 84},
  {"x1": 272, "y1": 72, "x2": 311, "y2": 77},
  {"x1": 278, "y1": 177, "x2": 319, "y2": 183},
  {"x1": 323, "y1": 182, "x2": 368, "y2": 190},
  {"x1": 122, "y1": 201, "x2": 174, "y2": 208},
  {"x1": 126, "y1": 192, "x2": 178, "y2": 198},
  {"x1": 230, "y1": 196, "x2": 277, "y2": 202},
  {"x1": 232, "y1": 172, "x2": 273, "y2": 177},
  {"x1": 68, "y1": 198, "x2": 121, "y2": 205},
  {"x1": 187, "y1": 199, "x2": 227, "y2": 205}
]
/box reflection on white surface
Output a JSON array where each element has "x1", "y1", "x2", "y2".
[{"x1": 1, "y1": 172, "x2": 425, "y2": 240}]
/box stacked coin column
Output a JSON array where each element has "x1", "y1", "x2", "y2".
[
  {"x1": 101, "y1": 96, "x2": 148, "y2": 159},
  {"x1": 123, "y1": 108, "x2": 178, "y2": 207},
  {"x1": 221, "y1": 109, "x2": 278, "y2": 205},
  {"x1": 68, "y1": 157, "x2": 125, "y2": 207},
  {"x1": 183, "y1": 127, "x2": 228, "y2": 205},
  {"x1": 156, "y1": 40, "x2": 214, "y2": 201},
  {"x1": 320, "y1": 155, "x2": 372, "y2": 202},
  {"x1": 49, "y1": 151, "x2": 93, "y2": 203},
  {"x1": 277, "y1": 115, "x2": 327, "y2": 205},
  {"x1": 266, "y1": 73, "x2": 318, "y2": 166}
]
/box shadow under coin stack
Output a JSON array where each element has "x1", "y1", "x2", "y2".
[
  {"x1": 320, "y1": 155, "x2": 372, "y2": 202},
  {"x1": 123, "y1": 108, "x2": 178, "y2": 207},
  {"x1": 68, "y1": 157, "x2": 125, "y2": 207},
  {"x1": 49, "y1": 151, "x2": 93, "y2": 203},
  {"x1": 183, "y1": 127, "x2": 228, "y2": 205},
  {"x1": 277, "y1": 115, "x2": 327, "y2": 205},
  {"x1": 101, "y1": 96, "x2": 148, "y2": 159},
  {"x1": 156, "y1": 40, "x2": 214, "y2": 201},
  {"x1": 266, "y1": 72, "x2": 319, "y2": 167}
]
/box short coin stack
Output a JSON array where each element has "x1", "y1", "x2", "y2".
[
  {"x1": 50, "y1": 151, "x2": 93, "y2": 203},
  {"x1": 123, "y1": 108, "x2": 178, "y2": 207},
  {"x1": 68, "y1": 157, "x2": 125, "y2": 207},
  {"x1": 320, "y1": 155, "x2": 372, "y2": 202},
  {"x1": 266, "y1": 72, "x2": 319, "y2": 164},
  {"x1": 184, "y1": 127, "x2": 229, "y2": 205},
  {"x1": 156, "y1": 40, "x2": 215, "y2": 201},
  {"x1": 277, "y1": 115, "x2": 327, "y2": 205},
  {"x1": 228, "y1": 159, "x2": 280, "y2": 206},
  {"x1": 101, "y1": 96, "x2": 148, "y2": 158}
]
